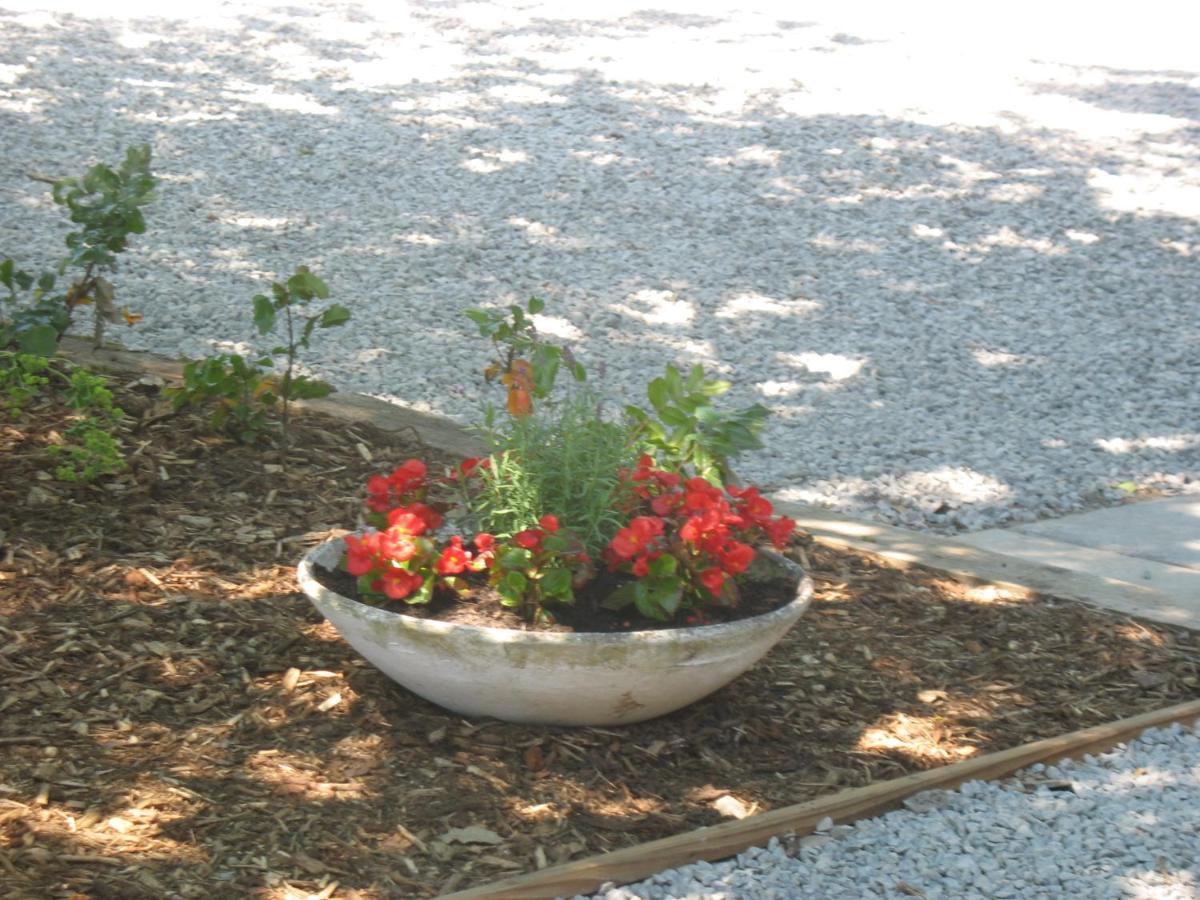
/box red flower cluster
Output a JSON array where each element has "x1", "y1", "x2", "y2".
[
  {"x1": 512, "y1": 514, "x2": 560, "y2": 551},
  {"x1": 606, "y1": 456, "x2": 796, "y2": 599},
  {"x1": 365, "y1": 458, "x2": 427, "y2": 513},
  {"x1": 345, "y1": 517, "x2": 495, "y2": 601}
]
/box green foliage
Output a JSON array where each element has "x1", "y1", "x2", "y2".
[
  {"x1": 467, "y1": 297, "x2": 585, "y2": 404},
  {"x1": 173, "y1": 352, "x2": 277, "y2": 444},
  {"x1": 626, "y1": 363, "x2": 769, "y2": 485},
  {"x1": 469, "y1": 388, "x2": 639, "y2": 556},
  {"x1": 487, "y1": 529, "x2": 581, "y2": 626},
  {"x1": 601, "y1": 553, "x2": 683, "y2": 622},
  {"x1": 170, "y1": 265, "x2": 349, "y2": 444},
  {"x1": 46, "y1": 367, "x2": 126, "y2": 483},
  {"x1": 2, "y1": 144, "x2": 156, "y2": 354},
  {"x1": 0, "y1": 352, "x2": 52, "y2": 416},
  {"x1": 49, "y1": 143, "x2": 157, "y2": 346},
  {"x1": 0, "y1": 258, "x2": 67, "y2": 355},
  {"x1": 51, "y1": 144, "x2": 156, "y2": 271}
]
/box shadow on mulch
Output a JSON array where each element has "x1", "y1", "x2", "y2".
[{"x1": 1, "y1": 375, "x2": 1197, "y2": 899}]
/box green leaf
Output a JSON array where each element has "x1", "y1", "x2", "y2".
[
  {"x1": 411, "y1": 577, "x2": 435, "y2": 605},
  {"x1": 647, "y1": 378, "x2": 670, "y2": 414},
  {"x1": 600, "y1": 581, "x2": 638, "y2": 610},
  {"x1": 288, "y1": 379, "x2": 333, "y2": 399},
  {"x1": 540, "y1": 567, "x2": 572, "y2": 597},
  {"x1": 664, "y1": 364, "x2": 684, "y2": 400},
  {"x1": 16, "y1": 325, "x2": 58, "y2": 357},
  {"x1": 531, "y1": 345, "x2": 560, "y2": 397},
  {"x1": 634, "y1": 593, "x2": 669, "y2": 621},
  {"x1": 252, "y1": 294, "x2": 276, "y2": 335},
  {"x1": 498, "y1": 547, "x2": 533, "y2": 569},
  {"x1": 527, "y1": 296, "x2": 545, "y2": 314},
  {"x1": 465, "y1": 309, "x2": 491, "y2": 333},
  {"x1": 319, "y1": 304, "x2": 351, "y2": 328},
  {"x1": 501, "y1": 570, "x2": 528, "y2": 596},
  {"x1": 648, "y1": 554, "x2": 678, "y2": 577},
  {"x1": 0, "y1": 259, "x2": 11, "y2": 288},
  {"x1": 658, "y1": 406, "x2": 691, "y2": 428}
]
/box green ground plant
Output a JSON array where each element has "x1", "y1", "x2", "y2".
[
  {"x1": 46, "y1": 367, "x2": 126, "y2": 483},
  {"x1": 171, "y1": 266, "x2": 350, "y2": 445},
  {"x1": 0, "y1": 352, "x2": 52, "y2": 417},
  {"x1": 2, "y1": 144, "x2": 156, "y2": 355}
]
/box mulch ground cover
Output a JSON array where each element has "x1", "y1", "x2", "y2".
[{"x1": 1, "y1": 369, "x2": 1198, "y2": 899}]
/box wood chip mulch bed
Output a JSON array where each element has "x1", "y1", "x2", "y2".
[{"x1": 1, "y1": 371, "x2": 1198, "y2": 899}]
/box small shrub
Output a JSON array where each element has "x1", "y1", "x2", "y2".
[{"x1": 171, "y1": 265, "x2": 350, "y2": 445}]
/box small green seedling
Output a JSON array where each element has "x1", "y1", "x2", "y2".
[
  {"x1": 46, "y1": 367, "x2": 126, "y2": 482},
  {"x1": 172, "y1": 266, "x2": 350, "y2": 446}
]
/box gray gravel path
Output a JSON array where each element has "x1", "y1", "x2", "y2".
[
  {"x1": 1, "y1": 0, "x2": 1197, "y2": 532},
  {"x1": 582, "y1": 721, "x2": 1200, "y2": 900}
]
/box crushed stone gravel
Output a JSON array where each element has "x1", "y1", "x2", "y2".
[
  {"x1": 582, "y1": 721, "x2": 1200, "y2": 899},
  {"x1": 1, "y1": 1, "x2": 1196, "y2": 533}
]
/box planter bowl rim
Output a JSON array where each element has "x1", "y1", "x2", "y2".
[{"x1": 297, "y1": 536, "x2": 813, "y2": 646}]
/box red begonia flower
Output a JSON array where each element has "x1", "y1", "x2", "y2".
[
  {"x1": 513, "y1": 529, "x2": 543, "y2": 550},
  {"x1": 436, "y1": 537, "x2": 471, "y2": 575},
  {"x1": 719, "y1": 541, "x2": 755, "y2": 575},
  {"x1": 380, "y1": 568, "x2": 423, "y2": 600},
  {"x1": 538, "y1": 514, "x2": 559, "y2": 532},
  {"x1": 699, "y1": 567, "x2": 726, "y2": 595}
]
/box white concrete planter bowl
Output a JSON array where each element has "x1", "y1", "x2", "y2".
[{"x1": 297, "y1": 538, "x2": 813, "y2": 726}]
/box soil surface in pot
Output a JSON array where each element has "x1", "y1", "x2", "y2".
[
  {"x1": 2, "y1": 371, "x2": 1198, "y2": 898},
  {"x1": 310, "y1": 558, "x2": 799, "y2": 633}
]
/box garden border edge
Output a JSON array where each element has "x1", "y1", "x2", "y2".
[{"x1": 439, "y1": 699, "x2": 1200, "y2": 899}]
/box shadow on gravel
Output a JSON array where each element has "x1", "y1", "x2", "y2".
[{"x1": 0, "y1": 4, "x2": 1196, "y2": 529}]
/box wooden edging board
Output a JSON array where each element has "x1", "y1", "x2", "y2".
[{"x1": 441, "y1": 699, "x2": 1200, "y2": 899}]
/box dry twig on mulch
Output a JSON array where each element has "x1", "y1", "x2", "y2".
[{"x1": 1, "y1": 373, "x2": 1197, "y2": 898}]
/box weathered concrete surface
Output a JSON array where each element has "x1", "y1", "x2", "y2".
[
  {"x1": 1008, "y1": 495, "x2": 1200, "y2": 571},
  {"x1": 773, "y1": 499, "x2": 1200, "y2": 632}
]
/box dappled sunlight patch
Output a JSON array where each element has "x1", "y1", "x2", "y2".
[
  {"x1": 929, "y1": 580, "x2": 1034, "y2": 606},
  {"x1": 214, "y1": 214, "x2": 293, "y2": 231},
  {"x1": 244, "y1": 749, "x2": 370, "y2": 802},
  {"x1": 857, "y1": 712, "x2": 981, "y2": 764},
  {"x1": 461, "y1": 147, "x2": 529, "y2": 174},
  {"x1": 715, "y1": 292, "x2": 821, "y2": 320},
  {"x1": 570, "y1": 148, "x2": 624, "y2": 166},
  {"x1": 971, "y1": 346, "x2": 1044, "y2": 368},
  {"x1": 1094, "y1": 434, "x2": 1199, "y2": 455},
  {"x1": 777, "y1": 350, "x2": 866, "y2": 383},
  {"x1": 808, "y1": 233, "x2": 883, "y2": 253},
  {"x1": 221, "y1": 82, "x2": 338, "y2": 117},
  {"x1": 614, "y1": 289, "x2": 695, "y2": 327},
  {"x1": 705, "y1": 144, "x2": 783, "y2": 167},
  {"x1": 505, "y1": 216, "x2": 587, "y2": 249},
  {"x1": 392, "y1": 231, "x2": 444, "y2": 246}
]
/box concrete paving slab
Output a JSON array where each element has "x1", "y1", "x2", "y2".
[
  {"x1": 1011, "y1": 495, "x2": 1200, "y2": 571},
  {"x1": 776, "y1": 499, "x2": 1200, "y2": 632},
  {"x1": 956, "y1": 530, "x2": 1200, "y2": 630}
]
